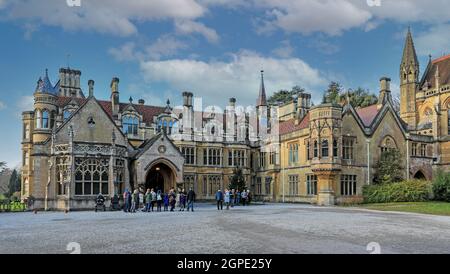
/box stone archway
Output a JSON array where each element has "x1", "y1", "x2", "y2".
[
  {"x1": 413, "y1": 170, "x2": 426, "y2": 180},
  {"x1": 145, "y1": 162, "x2": 176, "y2": 193}
]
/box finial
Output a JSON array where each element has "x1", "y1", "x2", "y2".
[
  {"x1": 429, "y1": 54, "x2": 432, "y2": 61},
  {"x1": 45, "y1": 68, "x2": 48, "y2": 77},
  {"x1": 129, "y1": 96, "x2": 133, "y2": 104},
  {"x1": 166, "y1": 99, "x2": 170, "y2": 106},
  {"x1": 261, "y1": 70, "x2": 264, "y2": 79}
]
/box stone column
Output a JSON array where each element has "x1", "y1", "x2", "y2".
[{"x1": 315, "y1": 170, "x2": 338, "y2": 206}]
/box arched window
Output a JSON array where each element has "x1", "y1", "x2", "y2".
[
  {"x1": 380, "y1": 136, "x2": 397, "y2": 154},
  {"x1": 211, "y1": 126, "x2": 216, "y2": 136},
  {"x1": 321, "y1": 140, "x2": 329, "y2": 158},
  {"x1": 313, "y1": 141, "x2": 318, "y2": 158},
  {"x1": 42, "y1": 110, "x2": 49, "y2": 129},
  {"x1": 123, "y1": 115, "x2": 139, "y2": 136},
  {"x1": 333, "y1": 139, "x2": 338, "y2": 157},
  {"x1": 35, "y1": 109, "x2": 42, "y2": 128},
  {"x1": 63, "y1": 110, "x2": 72, "y2": 121}
]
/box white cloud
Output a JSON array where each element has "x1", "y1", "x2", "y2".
[
  {"x1": 3, "y1": 0, "x2": 205, "y2": 36},
  {"x1": 415, "y1": 24, "x2": 450, "y2": 57},
  {"x1": 272, "y1": 40, "x2": 294, "y2": 58},
  {"x1": 139, "y1": 50, "x2": 327, "y2": 105},
  {"x1": 17, "y1": 96, "x2": 34, "y2": 112},
  {"x1": 175, "y1": 20, "x2": 219, "y2": 43},
  {"x1": 108, "y1": 42, "x2": 140, "y2": 62},
  {"x1": 0, "y1": 101, "x2": 6, "y2": 110}
]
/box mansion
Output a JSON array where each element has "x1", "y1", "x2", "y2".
[{"x1": 21, "y1": 30, "x2": 450, "y2": 210}]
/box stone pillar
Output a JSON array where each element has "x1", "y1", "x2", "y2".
[{"x1": 315, "y1": 170, "x2": 337, "y2": 206}]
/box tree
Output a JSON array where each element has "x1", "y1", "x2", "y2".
[
  {"x1": 341, "y1": 87, "x2": 378, "y2": 108},
  {"x1": 322, "y1": 81, "x2": 342, "y2": 104},
  {"x1": 268, "y1": 85, "x2": 306, "y2": 105},
  {"x1": 8, "y1": 169, "x2": 20, "y2": 197},
  {"x1": 229, "y1": 167, "x2": 246, "y2": 191},
  {"x1": 373, "y1": 149, "x2": 404, "y2": 184}
]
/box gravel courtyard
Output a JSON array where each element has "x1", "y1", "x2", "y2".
[{"x1": 0, "y1": 203, "x2": 449, "y2": 254}]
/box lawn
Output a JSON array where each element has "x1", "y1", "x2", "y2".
[{"x1": 358, "y1": 202, "x2": 450, "y2": 216}]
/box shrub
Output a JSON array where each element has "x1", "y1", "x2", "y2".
[
  {"x1": 363, "y1": 180, "x2": 432, "y2": 204},
  {"x1": 432, "y1": 170, "x2": 450, "y2": 202}
]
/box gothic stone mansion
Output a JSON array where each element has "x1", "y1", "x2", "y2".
[{"x1": 21, "y1": 30, "x2": 450, "y2": 210}]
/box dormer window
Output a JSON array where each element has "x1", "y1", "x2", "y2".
[{"x1": 123, "y1": 115, "x2": 139, "y2": 136}]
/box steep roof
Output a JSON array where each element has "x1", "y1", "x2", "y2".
[
  {"x1": 401, "y1": 28, "x2": 419, "y2": 67},
  {"x1": 256, "y1": 70, "x2": 267, "y2": 106},
  {"x1": 279, "y1": 113, "x2": 309, "y2": 135},
  {"x1": 420, "y1": 54, "x2": 450, "y2": 90},
  {"x1": 356, "y1": 104, "x2": 379, "y2": 127},
  {"x1": 35, "y1": 69, "x2": 59, "y2": 95},
  {"x1": 57, "y1": 96, "x2": 165, "y2": 125}
]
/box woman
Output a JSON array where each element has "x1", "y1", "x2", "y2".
[
  {"x1": 163, "y1": 192, "x2": 169, "y2": 211},
  {"x1": 175, "y1": 188, "x2": 181, "y2": 208},
  {"x1": 145, "y1": 189, "x2": 151, "y2": 212},
  {"x1": 130, "y1": 189, "x2": 138, "y2": 213},
  {"x1": 179, "y1": 189, "x2": 186, "y2": 211},
  {"x1": 169, "y1": 189, "x2": 176, "y2": 212},
  {"x1": 156, "y1": 190, "x2": 162, "y2": 212},
  {"x1": 224, "y1": 189, "x2": 231, "y2": 210},
  {"x1": 138, "y1": 190, "x2": 144, "y2": 211}
]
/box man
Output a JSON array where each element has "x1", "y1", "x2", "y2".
[
  {"x1": 151, "y1": 188, "x2": 157, "y2": 212},
  {"x1": 241, "y1": 189, "x2": 248, "y2": 206},
  {"x1": 187, "y1": 187, "x2": 196, "y2": 212},
  {"x1": 224, "y1": 189, "x2": 231, "y2": 210},
  {"x1": 215, "y1": 189, "x2": 223, "y2": 210},
  {"x1": 123, "y1": 188, "x2": 130, "y2": 212}
]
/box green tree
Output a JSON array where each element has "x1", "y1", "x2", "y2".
[
  {"x1": 373, "y1": 149, "x2": 404, "y2": 184},
  {"x1": 8, "y1": 169, "x2": 20, "y2": 197},
  {"x1": 341, "y1": 87, "x2": 378, "y2": 108},
  {"x1": 268, "y1": 85, "x2": 306, "y2": 105},
  {"x1": 322, "y1": 81, "x2": 342, "y2": 104},
  {"x1": 432, "y1": 169, "x2": 450, "y2": 202},
  {"x1": 229, "y1": 167, "x2": 246, "y2": 191}
]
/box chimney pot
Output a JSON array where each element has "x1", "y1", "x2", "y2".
[{"x1": 138, "y1": 99, "x2": 145, "y2": 105}]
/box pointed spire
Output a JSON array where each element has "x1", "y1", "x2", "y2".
[
  {"x1": 402, "y1": 27, "x2": 419, "y2": 67},
  {"x1": 256, "y1": 70, "x2": 267, "y2": 107},
  {"x1": 129, "y1": 96, "x2": 133, "y2": 104},
  {"x1": 165, "y1": 98, "x2": 172, "y2": 113}
]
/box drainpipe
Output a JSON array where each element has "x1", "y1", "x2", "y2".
[
  {"x1": 406, "y1": 134, "x2": 410, "y2": 180},
  {"x1": 366, "y1": 139, "x2": 370, "y2": 185},
  {"x1": 282, "y1": 143, "x2": 285, "y2": 203}
]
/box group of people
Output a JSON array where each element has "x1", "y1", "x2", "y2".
[
  {"x1": 215, "y1": 188, "x2": 251, "y2": 210},
  {"x1": 122, "y1": 187, "x2": 196, "y2": 213}
]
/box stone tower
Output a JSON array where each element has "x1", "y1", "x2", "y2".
[
  {"x1": 400, "y1": 28, "x2": 419, "y2": 129},
  {"x1": 59, "y1": 68, "x2": 83, "y2": 98}
]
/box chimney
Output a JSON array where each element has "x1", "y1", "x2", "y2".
[
  {"x1": 138, "y1": 99, "x2": 145, "y2": 105},
  {"x1": 182, "y1": 91, "x2": 193, "y2": 107},
  {"x1": 110, "y1": 77, "x2": 120, "y2": 118},
  {"x1": 88, "y1": 80, "x2": 94, "y2": 98},
  {"x1": 229, "y1": 97, "x2": 236, "y2": 108},
  {"x1": 378, "y1": 77, "x2": 392, "y2": 108}
]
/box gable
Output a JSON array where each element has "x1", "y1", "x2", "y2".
[{"x1": 54, "y1": 98, "x2": 129, "y2": 147}]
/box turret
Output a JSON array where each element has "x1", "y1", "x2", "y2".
[
  {"x1": 33, "y1": 69, "x2": 58, "y2": 143},
  {"x1": 111, "y1": 77, "x2": 120, "y2": 119},
  {"x1": 400, "y1": 28, "x2": 419, "y2": 129},
  {"x1": 59, "y1": 68, "x2": 83, "y2": 98}
]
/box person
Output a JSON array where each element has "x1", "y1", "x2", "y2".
[
  {"x1": 156, "y1": 190, "x2": 163, "y2": 212},
  {"x1": 139, "y1": 190, "x2": 144, "y2": 211},
  {"x1": 186, "y1": 187, "x2": 196, "y2": 212},
  {"x1": 123, "y1": 188, "x2": 130, "y2": 212},
  {"x1": 95, "y1": 193, "x2": 105, "y2": 212},
  {"x1": 241, "y1": 189, "x2": 248, "y2": 206},
  {"x1": 169, "y1": 189, "x2": 176, "y2": 212},
  {"x1": 151, "y1": 188, "x2": 157, "y2": 212},
  {"x1": 247, "y1": 189, "x2": 251, "y2": 205},
  {"x1": 235, "y1": 189, "x2": 241, "y2": 206},
  {"x1": 230, "y1": 189, "x2": 235, "y2": 208},
  {"x1": 224, "y1": 189, "x2": 231, "y2": 210},
  {"x1": 215, "y1": 189, "x2": 223, "y2": 210},
  {"x1": 179, "y1": 189, "x2": 186, "y2": 211},
  {"x1": 163, "y1": 192, "x2": 169, "y2": 211},
  {"x1": 145, "y1": 189, "x2": 151, "y2": 212},
  {"x1": 176, "y1": 188, "x2": 181, "y2": 208},
  {"x1": 130, "y1": 189, "x2": 138, "y2": 213},
  {"x1": 127, "y1": 189, "x2": 132, "y2": 211}
]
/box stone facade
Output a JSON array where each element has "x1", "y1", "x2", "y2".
[{"x1": 21, "y1": 30, "x2": 450, "y2": 209}]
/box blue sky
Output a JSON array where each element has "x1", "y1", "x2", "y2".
[{"x1": 0, "y1": 0, "x2": 449, "y2": 168}]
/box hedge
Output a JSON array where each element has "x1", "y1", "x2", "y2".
[{"x1": 363, "y1": 180, "x2": 432, "y2": 204}]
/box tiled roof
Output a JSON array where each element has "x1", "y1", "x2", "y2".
[
  {"x1": 421, "y1": 54, "x2": 450, "y2": 90},
  {"x1": 279, "y1": 113, "x2": 309, "y2": 135},
  {"x1": 356, "y1": 104, "x2": 379, "y2": 127},
  {"x1": 57, "y1": 96, "x2": 165, "y2": 125}
]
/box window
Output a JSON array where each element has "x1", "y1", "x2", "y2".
[
  {"x1": 74, "y1": 158, "x2": 109, "y2": 196},
  {"x1": 183, "y1": 174, "x2": 195, "y2": 191},
  {"x1": 181, "y1": 147, "x2": 195, "y2": 165},
  {"x1": 24, "y1": 124, "x2": 30, "y2": 140},
  {"x1": 341, "y1": 175, "x2": 357, "y2": 196},
  {"x1": 265, "y1": 177, "x2": 272, "y2": 195},
  {"x1": 306, "y1": 175, "x2": 318, "y2": 195},
  {"x1": 229, "y1": 150, "x2": 246, "y2": 167},
  {"x1": 412, "y1": 143, "x2": 418, "y2": 156},
  {"x1": 123, "y1": 115, "x2": 139, "y2": 136},
  {"x1": 289, "y1": 144, "x2": 298, "y2": 164},
  {"x1": 288, "y1": 175, "x2": 298, "y2": 195},
  {"x1": 63, "y1": 109, "x2": 73, "y2": 121},
  {"x1": 313, "y1": 141, "x2": 318, "y2": 158},
  {"x1": 321, "y1": 140, "x2": 329, "y2": 158},
  {"x1": 202, "y1": 176, "x2": 208, "y2": 195},
  {"x1": 269, "y1": 150, "x2": 277, "y2": 165},
  {"x1": 35, "y1": 109, "x2": 42, "y2": 129},
  {"x1": 203, "y1": 148, "x2": 221, "y2": 166},
  {"x1": 42, "y1": 110, "x2": 49, "y2": 129},
  {"x1": 259, "y1": 152, "x2": 266, "y2": 168},
  {"x1": 342, "y1": 137, "x2": 354, "y2": 160},
  {"x1": 306, "y1": 141, "x2": 311, "y2": 160},
  {"x1": 256, "y1": 177, "x2": 262, "y2": 195},
  {"x1": 381, "y1": 136, "x2": 397, "y2": 154},
  {"x1": 420, "y1": 144, "x2": 427, "y2": 157},
  {"x1": 23, "y1": 151, "x2": 29, "y2": 166},
  {"x1": 208, "y1": 175, "x2": 221, "y2": 195},
  {"x1": 333, "y1": 139, "x2": 338, "y2": 157}
]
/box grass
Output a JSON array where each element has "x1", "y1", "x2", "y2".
[{"x1": 358, "y1": 202, "x2": 450, "y2": 216}]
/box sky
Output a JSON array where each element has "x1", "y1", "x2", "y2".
[{"x1": 0, "y1": 0, "x2": 450, "y2": 169}]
